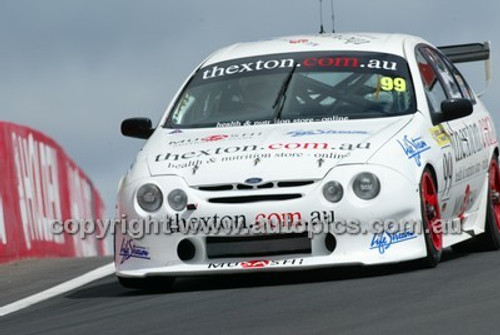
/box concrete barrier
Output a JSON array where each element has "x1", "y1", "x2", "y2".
[{"x1": 0, "y1": 121, "x2": 108, "y2": 262}]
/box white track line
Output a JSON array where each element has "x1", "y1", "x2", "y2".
[{"x1": 0, "y1": 262, "x2": 115, "y2": 317}]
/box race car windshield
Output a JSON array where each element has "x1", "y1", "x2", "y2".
[{"x1": 166, "y1": 51, "x2": 416, "y2": 128}]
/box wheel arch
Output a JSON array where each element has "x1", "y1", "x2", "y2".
[{"x1": 423, "y1": 163, "x2": 438, "y2": 190}]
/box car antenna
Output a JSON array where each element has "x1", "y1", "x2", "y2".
[
  {"x1": 318, "y1": 0, "x2": 325, "y2": 34},
  {"x1": 330, "y1": 0, "x2": 335, "y2": 33}
]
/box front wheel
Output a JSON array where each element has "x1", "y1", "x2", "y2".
[{"x1": 419, "y1": 169, "x2": 443, "y2": 268}]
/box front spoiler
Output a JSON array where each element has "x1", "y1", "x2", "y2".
[
  {"x1": 115, "y1": 164, "x2": 427, "y2": 278},
  {"x1": 116, "y1": 244, "x2": 427, "y2": 278}
]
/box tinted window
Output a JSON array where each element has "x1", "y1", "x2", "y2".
[
  {"x1": 166, "y1": 52, "x2": 416, "y2": 128},
  {"x1": 416, "y1": 49, "x2": 447, "y2": 121},
  {"x1": 441, "y1": 55, "x2": 476, "y2": 102},
  {"x1": 424, "y1": 47, "x2": 462, "y2": 99}
]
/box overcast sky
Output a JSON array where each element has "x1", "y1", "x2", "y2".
[{"x1": 1, "y1": 0, "x2": 498, "y2": 217}]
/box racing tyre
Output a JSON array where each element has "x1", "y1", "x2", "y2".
[
  {"x1": 118, "y1": 276, "x2": 175, "y2": 291},
  {"x1": 419, "y1": 169, "x2": 443, "y2": 268},
  {"x1": 479, "y1": 156, "x2": 500, "y2": 250}
]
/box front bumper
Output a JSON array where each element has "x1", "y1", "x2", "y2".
[{"x1": 115, "y1": 164, "x2": 426, "y2": 278}]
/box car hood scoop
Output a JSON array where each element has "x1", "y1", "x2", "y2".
[{"x1": 146, "y1": 116, "x2": 413, "y2": 186}]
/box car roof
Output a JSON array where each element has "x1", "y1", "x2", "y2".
[{"x1": 203, "y1": 33, "x2": 429, "y2": 66}]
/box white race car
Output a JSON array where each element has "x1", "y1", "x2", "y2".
[{"x1": 115, "y1": 33, "x2": 500, "y2": 290}]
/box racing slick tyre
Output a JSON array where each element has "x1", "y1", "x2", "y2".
[
  {"x1": 452, "y1": 155, "x2": 500, "y2": 253},
  {"x1": 478, "y1": 156, "x2": 500, "y2": 250},
  {"x1": 419, "y1": 168, "x2": 443, "y2": 268},
  {"x1": 118, "y1": 276, "x2": 175, "y2": 291}
]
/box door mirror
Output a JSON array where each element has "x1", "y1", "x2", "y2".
[
  {"x1": 440, "y1": 98, "x2": 473, "y2": 122},
  {"x1": 121, "y1": 118, "x2": 154, "y2": 139}
]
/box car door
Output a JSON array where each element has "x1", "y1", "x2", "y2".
[{"x1": 418, "y1": 45, "x2": 490, "y2": 228}]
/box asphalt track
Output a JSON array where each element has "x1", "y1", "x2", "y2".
[{"x1": 1, "y1": 249, "x2": 500, "y2": 335}]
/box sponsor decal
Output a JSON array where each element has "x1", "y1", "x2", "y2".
[
  {"x1": 0, "y1": 125, "x2": 106, "y2": 262},
  {"x1": 310, "y1": 210, "x2": 336, "y2": 225},
  {"x1": 443, "y1": 117, "x2": 495, "y2": 184},
  {"x1": 478, "y1": 116, "x2": 498, "y2": 148},
  {"x1": 454, "y1": 158, "x2": 489, "y2": 184},
  {"x1": 167, "y1": 132, "x2": 261, "y2": 146},
  {"x1": 276, "y1": 117, "x2": 349, "y2": 124},
  {"x1": 456, "y1": 185, "x2": 471, "y2": 223},
  {"x1": 446, "y1": 117, "x2": 497, "y2": 163},
  {"x1": 12, "y1": 132, "x2": 65, "y2": 249},
  {"x1": 287, "y1": 129, "x2": 369, "y2": 137},
  {"x1": 302, "y1": 57, "x2": 397, "y2": 71},
  {"x1": 201, "y1": 134, "x2": 229, "y2": 142},
  {"x1": 254, "y1": 210, "x2": 335, "y2": 229},
  {"x1": 201, "y1": 55, "x2": 400, "y2": 81},
  {"x1": 216, "y1": 117, "x2": 349, "y2": 127},
  {"x1": 447, "y1": 123, "x2": 483, "y2": 162},
  {"x1": 155, "y1": 142, "x2": 371, "y2": 168},
  {"x1": 217, "y1": 121, "x2": 255, "y2": 127},
  {"x1": 208, "y1": 258, "x2": 304, "y2": 269},
  {"x1": 286, "y1": 38, "x2": 319, "y2": 47},
  {"x1": 254, "y1": 212, "x2": 302, "y2": 229},
  {"x1": 203, "y1": 58, "x2": 295, "y2": 80},
  {"x1": 156, "y1": 145, "x2": 259, "y2": 162},
  {"x1": 119, "y1": 238, "x2": 151, "y2": 264},
  {"x1": 289, "y1": 39, "x2": 309, "y2": 44},
  {"x1": 429, "y1": 125, "x2": 451, "y2": 147},
  {"x1": 397, "y1": 135, "x2": 430, "y2": 167},
  {"x1": 166, "y1": 213, "x2": 248, "y2": 232},
  {"x1": 370, "y1": 227, "x2": 417, "y2": 254},
  {"x1": 331, "y1": 34, "x2": 374, "y2": 45},
  {"x1": 67, "y1": 166, "x2": 100, "y2": 257},
  {"x1": 241, "y1": 260, "x2": 269, "y2": 268},
  {"x1": 165, "y1": 210, "x2": 334, "y2": 234},
  {"x1": 450, "y1": 184, "x2": 476, "y2": 223}
]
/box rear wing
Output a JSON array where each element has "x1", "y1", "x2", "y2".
[
  {"x1": 438, "y1": 42, "x2": 490, "y2": 63},
  {"x1": 438, "y1": 42, "x2": 492, "y2": 97}
]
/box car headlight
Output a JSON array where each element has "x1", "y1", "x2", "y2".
[
  {"x1": 322, "y1": 181, "x2": 343, "y2": 203},
  {"x1": 168, "y1": 189, "x2": 188, "y2": 211},
  {"x1": 353, "y1": 172, "x2": 380, "y2": 200},
  {"x1": 137, "y1": 184, "x2": 163, "y2": 212}
]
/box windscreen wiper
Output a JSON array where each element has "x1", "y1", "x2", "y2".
[{"x1": 272, "y1": 63, "x2": 298, "y2": 122}]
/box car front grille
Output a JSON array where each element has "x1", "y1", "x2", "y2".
[
  {"x1": 196, "y1": 179, "x2": 316, "y2": 192},
  {"x1": 207, "y1": 194, "x2": 302, "y2": 204},
  {"x1": 206, "y1": 232, "x2": 311, "y2": 259}
]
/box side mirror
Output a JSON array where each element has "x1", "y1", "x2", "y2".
[
  {"x1": 121, "y1": 118, "x2": 154, "y2": 139},
  {"x1": 439, "y1": 98, "x2": 473, "y2": 122}
]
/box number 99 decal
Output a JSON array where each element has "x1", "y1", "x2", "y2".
[
  {"x1": 380, "y1": 77, "x2": 407, "y2": 92},
  {"x1": 443, "y1": 152, "x2": 453, "y2": 199}
]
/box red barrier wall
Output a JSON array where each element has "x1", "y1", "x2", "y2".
[{"x1": 0, "y1": 122, "x2": 107, "y2": 263}]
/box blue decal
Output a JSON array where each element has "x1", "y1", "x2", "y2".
[
  {"x1": 397, "y1": 135, "x2": 430, "y2": 167},
  {"x1": 370, "y1": 229, "x2": 417, "y2": 254},
  {"x1": 287, "y1": 130, "x2": 369, "y2": 137},
  {"x1": 119, "y1": 238, "x2": 151, "y2": 264}
]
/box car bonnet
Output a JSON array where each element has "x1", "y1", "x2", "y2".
[{"x1": 146, "y1": 115, "x2": 413, "y2": 186}]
